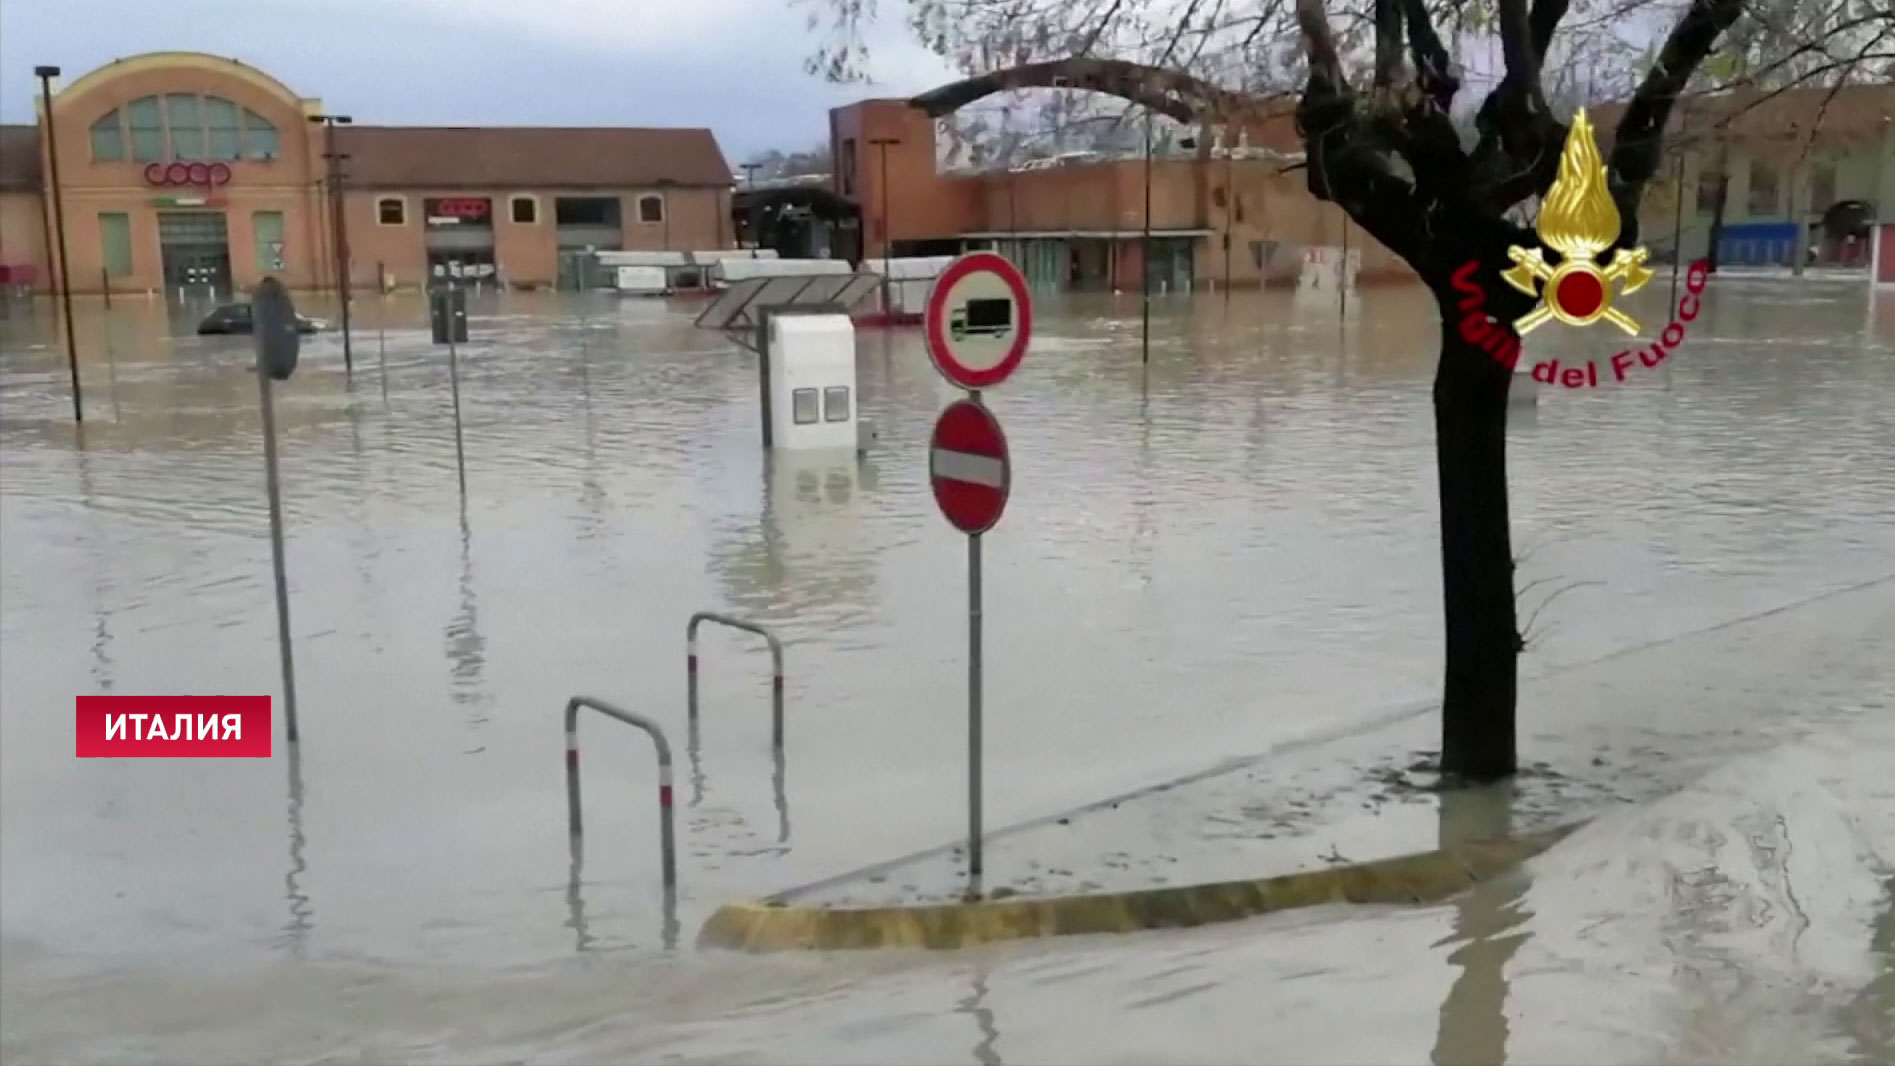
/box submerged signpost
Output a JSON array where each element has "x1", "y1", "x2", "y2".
[
  {"x1": 429, "y1": 285, "x2": 471, "y2": 495},
  {"x1": 922, "y1": 250, "x2": 1032, "y2": 895},
  {"x1": 252, "y1": 277, "x2": 302, "y2": 744}
]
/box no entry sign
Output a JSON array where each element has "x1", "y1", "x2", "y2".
[
  {"x1": 924, "y1": 251, "x2": 1032, "y2": 390},
  {"x1": 930, "y1": 398, "x2": 1011, "y2": 535}
]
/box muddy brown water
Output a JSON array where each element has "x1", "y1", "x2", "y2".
[{"x1": 3, "y1": 277, "x2": 1893, "y2": 1062}]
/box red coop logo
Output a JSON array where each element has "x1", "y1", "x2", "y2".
[
  {"x1": 144, "y1": 161, "x2": 233, "y2": 188},
  {"x1": 426, "y1": 197, "x2": 491, "y2": 222}
]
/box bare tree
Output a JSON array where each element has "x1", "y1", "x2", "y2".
[{"x1": 793, "y1": 0, "x2": 1892, "y2": 783}]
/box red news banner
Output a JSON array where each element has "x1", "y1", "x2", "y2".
[{"x1": 75, "y1": 696, "x2": 272, "y2": 757}]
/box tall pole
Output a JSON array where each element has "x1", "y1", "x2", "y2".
[
  {"x1": 968, "y1": 525, "x2": 984, "y2": 892},
  {"x1": 36, "y1": 66, "x2": 82, "y2": 423},
  {"x1": 311, "y1": 114, "x2": 355, "y2": 376},
  {"x1": 657, "y1": 179, "x2": 675, "y2": 250},
  {"x1": 870, "y1": 137, "x2": 899, "y2": 315},
  {"x1": 1669, "y1": 102, "x2": 1689, "y2": 305},
  {"x1": 740, "y1": 162, "x2": 761, "y2": 258},
  {"x1": 258, "y1": 346, "x2": 299, "y2": 743},
  {"x1": 1141, "y1": 108, "x2": 1153, "y2": 366},
  {"x1": 1223, "y1": 124, "x2": 1234, "y2": 304}
]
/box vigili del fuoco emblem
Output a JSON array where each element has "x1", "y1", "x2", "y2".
[{"x1": 1502, "y1": 108, "x2": 1656, "y2": 335}]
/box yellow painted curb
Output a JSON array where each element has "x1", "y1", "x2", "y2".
[{"x1": 699, "y1": 823, "x2": 1581, "y2": 952}]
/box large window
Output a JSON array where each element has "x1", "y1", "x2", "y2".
[
  {"x1": 127, "y1": 96, "x2": 164, "y2": 162},
  {"x1": 1747, "y1": 160, "x2": 1780, "y2": 217},
  {"x1": 1695, "y1": 165, "x2": 1723, "y2": 214},
  {"x1": 164, "y1": 95, "x2": 205, "y2": 158},
  {"x1": 1809, "y1": 160, "x2": 1837, "y2": 212},
  {"x1": 98, "y1": 212, "x2": 132, "y2": 277},
  {"x1": 90, "y1": 111, "x2": 124, "y2": 161},
  {"x1": 242, "y1": 109, "x2": 278, "y2": 160},
  {"x1": 253, "y1": 210, "x2": 285, "y2": 271},
  {"x1": 205, "y1": 97, "x2": 241, "y2": 161},
  {"x1": 101, "y1": 95, "x2": 280, "y2": 162}
]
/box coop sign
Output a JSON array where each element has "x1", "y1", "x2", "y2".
[{"x1": 1450, "y1": 107, "x2": 1714, "y2": 389}]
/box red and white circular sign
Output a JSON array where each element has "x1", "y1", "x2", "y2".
[
  {"x1": 929, "y1": 398, "x2": 1011, "y2": 534},
  {"x1": 924, "y1": 251, "x2": 1032, "y2": 390}
]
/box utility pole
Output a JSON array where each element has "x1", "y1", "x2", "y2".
[
  {"x1": 656, "y1": 178, "x2": 677, "y2": 250},
  {"x1": 1222, "y1": 120, "x2": 1234, "y2": 304},
  {"x1": 1141, "y1": 108, "x2": 1153, "y2": 366},
  {"x1": 740, "y1": 162, "x2": 762, "y2": 258},
  {"x1": 869, "y1": 137, "x2": 900, "y2": 314},
  {"x1": 309, "y1": 114, "x2": 355, "y2": 375},
  {"x1": 35, "y1": 65, "x2": 81, "y2": 423}
]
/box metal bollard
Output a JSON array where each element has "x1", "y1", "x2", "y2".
[
  {"x1": 563, "y1": 695, "x2": 676, "y2": 906},
  {"x1": 686, "y1": 611, "x2": 785, "y2": 749}
]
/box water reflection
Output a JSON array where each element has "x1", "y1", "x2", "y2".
[
  {"x1": 957, "y1": 964, "x2": 1003, "y2": 1066},
  {"x1": 279, "y1": 746, "x2": 313, "y2": 958},
  {"x1": 709, "y1": 452, "x2": 880, "y2": 621},
  {"x1": 76, "y1": 425, "x2": 114, "y2": 692},
  {"x1": 446, "y1": 506, "x2": 491, "y2": 743},
  {"x1": 564, "y1": 856, "x2": 596, "y2": 954},
  {"x1": 1431, "y1": 784, "x2": 1531, "y2": 1066},
  {"x1": 1842, "y1": 876, "x2": 1895, "y2": 1062}
]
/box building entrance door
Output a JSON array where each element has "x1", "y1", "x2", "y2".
[{"x1": 158, "y1": 212, "x2": 233, "y2": 299}]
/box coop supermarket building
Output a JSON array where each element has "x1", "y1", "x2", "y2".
[{"x1": 0, "y1": 52, "x2": 735, "y2": 296}]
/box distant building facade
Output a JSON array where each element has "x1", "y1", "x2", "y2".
[
  {"x1": 1606, "y1": 82, "x2": 1894, "y2": 268},
  {"x1": 0, "y1": 51, "x2": 734, "y2": 296},
  {"x1": 823, "y1": 97, "x2": 1414, "y2": 292}
]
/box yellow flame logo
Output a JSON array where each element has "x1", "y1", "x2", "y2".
[{"x1": 1501, "y1": 108, "x2": 1654, "y2": 335}]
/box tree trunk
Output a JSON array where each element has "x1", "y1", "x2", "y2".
[
  {"x1": 1431, "y1": 288, "x2": 1520, "y2": 782},
  {"x1": 1704, "y1": 144, "x2": 1732, "y2": 273}
]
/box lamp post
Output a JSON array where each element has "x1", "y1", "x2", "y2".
[
  {"x1": 869, "y1": 136, "x2": 900, "y2": 314},
  {"x1": 308, "y1": 114, "x2": 355, "y2": 375},
  {"x1": 36, "y1": 65, "x2": 81, "y2": 423}
]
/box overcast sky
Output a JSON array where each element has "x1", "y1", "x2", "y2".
[{"x1": 0, "y1": 0, "x2": 959, "y2": 164}]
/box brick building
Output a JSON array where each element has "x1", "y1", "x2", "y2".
[
  {"x1": 824, "y1": 97, "x2": 1414, "y2": 291},
  {"x1": 0, "y1": 51, "x2": 734, "y2": 296}
]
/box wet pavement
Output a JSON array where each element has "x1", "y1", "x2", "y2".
[{"x1": 2, "y1": 275, "x2": 1893, "y2": 1062}]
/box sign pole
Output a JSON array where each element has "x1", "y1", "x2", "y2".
[
  {"x1": 252, "y1": 277, "x2": 303, "y2": 745},
  {"x1": 259, "y1": 363, "x2": 299, "y2": 744},
  {"x1": 376, "y1": 259, "x2": 390, "y2": 407},
  {"x1": 922, "y1": 251, "x2": 1031, "y2": 900},
  {"x1": 967, "y1": 416, "x2": 985, "y2": 894},
  {"x1": 446, "y1": 290, "x2": 468, "y2": 498}
]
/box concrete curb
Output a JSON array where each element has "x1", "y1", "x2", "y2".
[{"x1": 698, "y1": 822, "x2": 1582, "y2": 952}]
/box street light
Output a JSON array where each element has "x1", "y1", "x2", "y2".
[
  {"x1": 35, "y1": 64, "x2": 81, "y2": 422},
  {"x1": 869, "y1": 136, "x2": 900, "y2": 315},
  {"x1": 308, "y1": 113, "x2": 355, "y2": 375}
]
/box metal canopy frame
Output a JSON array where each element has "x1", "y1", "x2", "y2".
[{"x1": 694, "y1": 272, "x2": 881, "y2": 353}]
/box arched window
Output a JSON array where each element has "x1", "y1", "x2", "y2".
[
  {"x1": 242, "y1": 108, "x2": 279, "y2": 160},
  {"x1": 126, "y1": 96, "x2": 164, "y2": 162},
  {"x1": 205, "y1": 97, "x2": 241, "y2": 160},
  {"x1": 90, "y1": 109, "x2": 124, "y2": 161},
  {"x1": 164, "y1": 94, "x2": 205, "y2": 159},
  {"x1": 104, "y1": 94, "x2": 279, "y2": 163},
  {"x1": 637, "y1": 194, "x2": 665, "y2": 223}
]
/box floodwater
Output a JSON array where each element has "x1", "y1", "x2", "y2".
[{"x1": 2, "y1": 274, "x2": 1893, "y2": 1063}]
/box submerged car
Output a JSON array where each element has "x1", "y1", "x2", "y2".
[{"x1": 196, "y1": 302, "x2": 326, "y2": 335}]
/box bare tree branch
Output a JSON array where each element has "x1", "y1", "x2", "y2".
[
  {"x1": 1607, "y1": 0, "x2": 1747, "y2": 243},
  {"x1": 1375, "y1": 0, "x2": 1404, "y2": 88}
]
